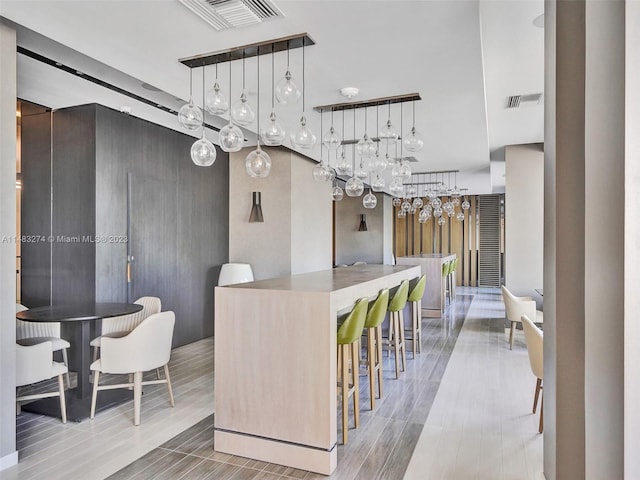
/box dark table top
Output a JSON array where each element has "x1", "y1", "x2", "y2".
[{"x1": 16, "y1": 302, "x2": 143, "y2": 323}]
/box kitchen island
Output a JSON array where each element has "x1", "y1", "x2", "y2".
[
  {"x1": 396, "y1": 253, "x2": 457, "y2": 317},
  {"x1": 213, "y1": 264, "x2": 420, "y2": 475}
]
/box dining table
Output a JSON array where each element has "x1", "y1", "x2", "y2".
[{"x1": 16, "y1": 302, "x2": 143, "y2": 422}]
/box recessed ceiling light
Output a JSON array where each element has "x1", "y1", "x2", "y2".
[{"x1": 141, "y1": 82, "x2": 162, "y2": 92}]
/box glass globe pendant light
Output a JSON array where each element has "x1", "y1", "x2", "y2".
[
  {"x1": 335, "y1": 110, "x2": 352, "y2": 175},
  {"x1": 363, "y1": 188, "x2": 377, "y2": 209},
  {"x1": 190, "y1": 66, "x2": 216, "y2": 166},
  {"x1": 332, "y1": 179, "x2": 344, "y2": 202},
  {"x1": 261, "y1": 52, "x2": 286, "y2": 147},
  {"x1": 345, "y1": 177, "x2": 364, "y2": 197},
  {"x1": 456, "y1": 211, "x2": 465, "y2": 222},
  {"x1": 290, "y1": 43, "x2": 316, "y2": 149},
  {"x1": 378, "y1": 101, "x2": 398, "y2": 144},
  {"x1": 462, "y1": 196, "x2": 471, "y2": 210},
  {"x1": 312, "y1": 112, "x2": 332, "y2": 182},
  {"x1": 323, "y1": 110, "x2": 341, "y2": 150},
  {"x1": 403, "y1": 100, "x2": 424, "y2": 152},
  {"x1": 371, "y1": 169, "x2": 385, "y2": 192},
  {"x1": 205, "y1": 63, "x2": 229, "y2": 115},
  {"x1": 178, "y1": 68, "x2": 203, "y2": 130},
  {"x1": 389, "y1": 179, "x2": 404, "y2": 197},
  {"x1": 275, "y1": 46, "x2": 301, "y2": 104},
  {"x1": 355, "y1": 107, "x2": 376, "y2": 159},
  {"x1": 231, "y1": 54, "x2": 256, "y2": 126},
  {"x1": 219, "y1": 63, "x2": 244, "y2": 153},
  {"x1": 245, "y1": 55, "x2": 271, "y2": 178},
  {"x1": 392, "y1": 197, "x2": 402, "y2": 207}
]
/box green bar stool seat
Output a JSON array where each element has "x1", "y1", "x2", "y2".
[
  {"x1": 442, "y1": 261, "x2": 451, "y2": 305},
  {"x1": 362, "y1": 289, "x2": 389, "y2": 411},
  {"x1": 387, "y1": 279, "x2": 409, "y2": 379},
  {"x1": 337, "y1": 297, "x2": 368, "y2": 445},
  {"x1": 406, "y1": 275, "x2": 426, "y2": 358}
]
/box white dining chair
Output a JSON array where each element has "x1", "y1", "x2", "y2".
[
  {"x1": 90, "y1": 311, "x2": 175, "y2": 426},
  {"x1": 501, "y1": 286, "x2": 543, "y2": 350},
  {"x1": 218, "y1": 263, "x2": 254, "y2": 286},
  {"x1": 521, "y1": 314, "x2": 544, "y2": 433},
  {"x1": 16, "y1": 342, "x2": 68, "y2": 423},
  {"x1": 90, "y1": 296, "x2": 161, "y2": 362},
  {"x1": 16, "y1": 303, "x2": 71, "y2": 388}
]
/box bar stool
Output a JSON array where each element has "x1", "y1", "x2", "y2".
[
  {"x1": 387, "y1": 280, "x2": 409, "y2": 379},
  {"x1": 449, "y1": 258, "x2": 458, "y2": 300},
  {"x1": 337, "y1": 297, "x2": 368, "y2": 444},
  {"x1": 442, "y1": 261, "x2": 451, "y2": 304},
  {"x1": 406, "y1": 275, "x2": 426, "y2": 358},
  {"x1": 362, "y1": 289, "x2": 389, "y2": 411}
]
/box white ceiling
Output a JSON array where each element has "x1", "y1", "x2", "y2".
[{"x1": 0, "y1": 0, "x2": 544, "y2": 194}]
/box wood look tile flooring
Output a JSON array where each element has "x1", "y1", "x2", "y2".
[{"x1": 2, "y1": 287, "x2": 543, "y2": 479}]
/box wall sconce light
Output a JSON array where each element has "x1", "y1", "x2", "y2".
[
  {"x1": 249, "y1": 191, "x2": 264, "y2": 223},
  {"x1": 358, "y1": 214, "x2": 368, "y2": 231}
]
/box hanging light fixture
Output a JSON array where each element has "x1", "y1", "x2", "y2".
[
  {"x1": 462, "y1": 196, "x2": 471, "y2": 210},
  {"x1": 363, "y1": 178, "x2": 377, "y2": 209},
  {"x1": 335, "y1": 109, "x2": 352, "y2": 175},
  {"x1": 205, "y1": 63, "x2": 229, "y2": 115},
  {"x1": 378, "y1": 101, "x2": 398, "y2": 144},
  {"x1": 261, "y1": 51, "x2": 286, "y2": 147},
  {"x1": 275, "y1": 44, "x2": 301, "y2": 104},
  {"x1": 332, "y1": 182, "x2": 344, "y2": 201},
  {"x1": 322, "y1": 109, "x2": 341, "y2": 150},
  {"x1": 403, "y1": 100, "x2": 424, "y2": 152},
  {"x1": 290, "y1": 42, "x2": 316, "y2": 149},
  {"x1": 190, "y1": 66, "x2": 217, "y2": 167},
  {"x1": 219, "y1": 63, "x2": 245, "y2": 153},
  {"x1": 245, "y1": 55, "x2": 272, "y2": 178},
  {"x1": 355, "y1": 106, "x2": 376, "y2": 159},
  {"x1": 345, "y1": 107, "x2": 364, "y2": 196},
  {"x1": 312, "y1": 111, "x2": 332, "y2": 182},
  {"x1": 230, "y1": 53, "x2": 256, "y2": 126},
  {"x1": 178, "y1": 68, "x2": 203, "y2": 130}
]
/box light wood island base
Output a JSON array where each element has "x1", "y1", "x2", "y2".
[{"x1": 214, "y1": 264, "x2": 420, "y2": 475}]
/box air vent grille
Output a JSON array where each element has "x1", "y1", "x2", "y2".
[
  {"x1": 478, "y1": 195, "x2": 501, "y2": 287},
  {"x1": 179, "y1": 0, "x2": 284, "y2": 31},
  {"x1": 506, "y1": 93, "x2": 544, "y2": 109}
]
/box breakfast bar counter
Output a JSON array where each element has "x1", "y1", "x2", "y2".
[{"x1": 213, "y1": 264, "x2": 420, "y2": 475}]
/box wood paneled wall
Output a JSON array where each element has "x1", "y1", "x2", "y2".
[{"x1": 394, "y1": 196, "x2": 481, "y2": 286}]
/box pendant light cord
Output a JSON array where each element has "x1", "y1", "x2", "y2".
[
  {"x1": 320, "y1": 108, "x2": 323, "y2": 164},
  {"x1": 228, "y1": 61, "x2": 232, "y2": 121},
  {"x1": 302, "y1": 43, "x2": 306, "y2": 114},
  {"x1": 352, "y1": 107, "x2": 356, "y2": 172},
  {"x1": 189, "y1": 68, "x2": 193, "y2": 101},
  {"x1": 256, "y1": 54, "x2": 260, "y2": 140},
  {"x1": 201, "y1": 65, "x2": 206, "y2": 133},
  {"x1": 400, "y1": 102, "x2": 404, "y2": 161},
  {"x1": 271, "y1": 51, "x2": 275, "y2": 109}
]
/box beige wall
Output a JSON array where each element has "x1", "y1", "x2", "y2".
[
  {"x1": 334, "y1": 192, "x2": 384, "y2": 265},
  {"x1": 0, "y1": 22, "x2": 17, "y2": 470},
  {"x1": 229, "y1": 147, "x2": 331, "y2": 280},
  {"x1": 504, "y1": 143, "x2": 544, "y2": 297},
  {"x1": 625, "y1": 2, "x2": 640, "y2": 477},
  {"x1": 545, "y1": 1, "x2": 635, "y2": 478}
]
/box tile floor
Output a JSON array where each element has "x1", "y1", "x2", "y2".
[{"x1": 4, "y1": 287, "x2": 543, "y2": 479}]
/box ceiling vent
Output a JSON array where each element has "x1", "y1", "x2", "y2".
[
  {"x1": 178, "y1": 0, "x2": 284, "y2": 31},
  {"x1": 506, "y1": 93, "x2": 544, "y2": 109}
]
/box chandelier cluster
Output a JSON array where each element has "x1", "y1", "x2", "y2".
[
  {"x1": 312, "y1": 93, "x2": 424, "y2": 209},
  {"x1": 394, "y1": 172, "x2": 470, "y2": 225},
  {"x1": 177, "y1": 33, "x2": 316, "y2": 176}
]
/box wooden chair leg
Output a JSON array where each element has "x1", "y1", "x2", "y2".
[
  {"x1": 351, "y1": 341, "x2": 360, "y2": 428},
  {"x1": 509, "y1": 321, "x2": 516, "y2": 350},
  {"x1": 533, "y1": 378, "x2": 542, "y2": 413},
  {"x1": 164, "y1": 364, "x2": 175, "y2": 407},
  {"x1": 90, "y1": 370, "x2": 100, "y2": 419},
  {"x1": 341, "y1": 344, "x2": 349, "y2": 444},
  {"x1": 58, "y1": 374, "x2": 67, "y2": 424},
  {"x1": 539, "y1": 394, "x2": 544, "y2": 434},
  {"x1": 62, "y1": 348, "x2": 71, "y2": 388},
  {"x1": 133, "y1": 371, "x2": 143, "y2": 426},
  {"x1": 392, "y1": 313, "x2": 401, "y2": 379},
  {"x1": 367, "y1": 327, "x2": 376, "y2": 411},
  {"x1": 399, "y1": 312, "x2": 406, "y2": 372},
  {"x1": 376, "y1": 325, "x2": 384, "y2": 399},
  {"x1": 417, "y1": 300, "x2": 422, "y2": 353}
]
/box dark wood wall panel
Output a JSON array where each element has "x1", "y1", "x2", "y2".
[
  {"x1": 21, "y1": 103, "x2": 229, "y2": 349},
  {"x1": 51, "y1": 105, "x2": 97, "y2": 305},
  {"x1": 20, "y1": 111, "x2": 52, "y2": 307}
]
